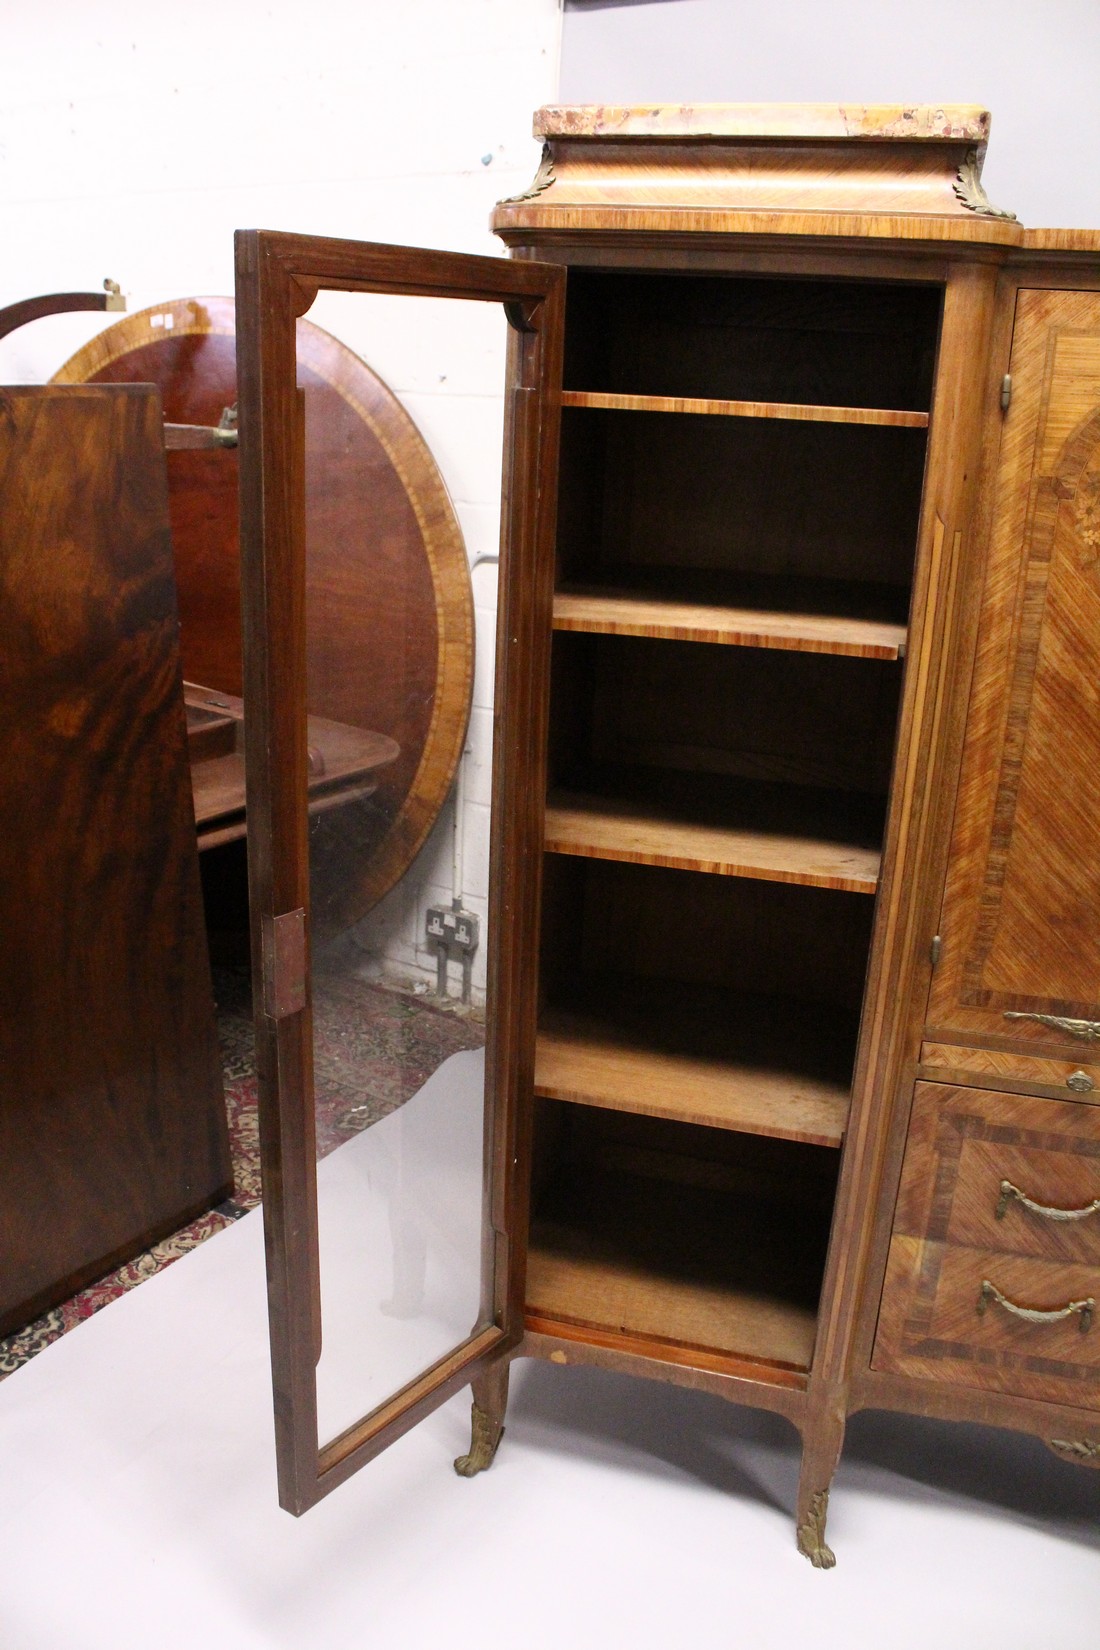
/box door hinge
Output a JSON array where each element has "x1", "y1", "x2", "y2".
[
  {"x1": 262, "y1": 908, "x2": 307, "y2": 1019},
  {"x1": 930, "y1": 934, "x2": 942, "y2": 968},
  {"x1": 1000, "y1": 373, "x2": 1012, "y2": 412}
]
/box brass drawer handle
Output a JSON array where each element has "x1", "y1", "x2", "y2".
[
  {"x1": 1004, "y1": 1012, "x2": 1100, "y2": 1042},
  {"x1": 977, "y1": 1279, "x2": 1094, "y2": 1332},
  {"x1": 996, "y1": 1179, "x2": 1100, "y2": 1224},
  {"x1": 1049, "y1": 1437, "x2": 1100, "y2": 1462}
]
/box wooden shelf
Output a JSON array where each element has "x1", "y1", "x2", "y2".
[
  {"x1": 526, "y1": 1157, "x2": 826, "y2": 1377},
  {"x1": 535, "y1": 980, "x2": 853, "y2": 1148},
  {"x1": 185, "y1": 683, "x2": 399, "y2": 851},
  {"x1": 544, "y1": 771, "x2": 882, "y2": 894},
  {"x1": 552, "y1": 575, "x2": 908, "y2": 660},
  {"x1": 561, "y1": 389, "x2": 930, "y2": 429}
]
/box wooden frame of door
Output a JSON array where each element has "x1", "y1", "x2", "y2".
[{"x1": 234, "y1": 227, "x2": 563, "y2": 1513}]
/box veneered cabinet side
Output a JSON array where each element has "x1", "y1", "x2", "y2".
[{"x1": 926, "y1": 288, "x2": 1100, "y2": 1054}]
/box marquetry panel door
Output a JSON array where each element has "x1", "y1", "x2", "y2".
[{"x1": 925, "y1": 287, "x2": 1100, "y2": 1056}]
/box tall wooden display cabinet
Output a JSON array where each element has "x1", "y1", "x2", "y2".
[{"x1": 238, "y1": 106, "x2": 1100, "y2": 1565}]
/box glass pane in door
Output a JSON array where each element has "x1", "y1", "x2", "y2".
[{"x1": 296, "y1": 290, "x2": 505, "y2": 1447}]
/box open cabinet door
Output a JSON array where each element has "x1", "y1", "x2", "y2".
[{"x1": 234, "y1": 229, "x2": 563, "y2": 1513}]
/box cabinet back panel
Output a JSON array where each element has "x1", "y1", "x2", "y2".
[
  {"x1": 543, "y1": 1102, "x2": 840, "y2": 1211},
  {"x1": 563, "y1": 273, "x2": 942, "y2": 412},
  {"x1": 558, "y1": 411, "x2": 927, "y2": 588},
  {"x1": 540, "y1": 855, "x2": 874, "y2": 1010},
  {"x1": 549, "y1": 633, "x2": 902, "y2": 796}
]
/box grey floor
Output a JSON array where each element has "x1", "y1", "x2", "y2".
[{"x1": 1, "y1": 1144, "x2": 1097, "y2": 1650}]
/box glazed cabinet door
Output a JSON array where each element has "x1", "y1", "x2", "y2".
[
  {"x1": 235, "y1": 230, "x2": 563, "y2": 1513},
  {"x1": 925, "y1": 288, "x2": 1100, "y2": 1057}
]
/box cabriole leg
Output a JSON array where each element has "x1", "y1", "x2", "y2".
[
  {"x1": 454, "y1": 1359, "x2": 510, "y2": 1478},
  {"x1": 796, "y1": 1410, "x2": 846, "y2": 1569}
]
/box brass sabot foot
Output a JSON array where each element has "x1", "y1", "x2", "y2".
[
  {"x1": 796, "y1": 1490, "x2": 837, "y2": 1569},
  {"x1": 454, "y1": 1400, "x2": 503, "y2": 1478}
]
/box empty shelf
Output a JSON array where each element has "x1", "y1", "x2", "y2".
[
  {"x1": 535, "y1": 982, "x2": 853, "y2": 1148},
  {"x1": 561, "y1": 389, "x2": 930, "y2": 428},
  {"x1": 526, "y1": 1160, "x2": 825, "y2": 1377},
  {"x1": 544, "y1": 772, "x2": 882, "y2": 893},
  {"x1": 552, "y1": 587, "x2": 907, "y2": 660}
]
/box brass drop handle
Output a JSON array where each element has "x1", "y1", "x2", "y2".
[
  {"x1": 1004, "y1": 1012, "x2": 1100, "y2": 1042},
  {"x1": 977, "y1": 1279, "x2": 1094, "y2": 1332},
  {"x1": 995, "y1": 1179, "x2": 1100, "y2": 1224}
]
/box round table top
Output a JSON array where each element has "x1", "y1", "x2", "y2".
[{"x1": 55, "y1": 297, "x2": 475, "y2": 931}]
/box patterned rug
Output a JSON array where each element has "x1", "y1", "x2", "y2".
[{"x1": 0, "y1": 967, "x2": 483, "y2": 1381}]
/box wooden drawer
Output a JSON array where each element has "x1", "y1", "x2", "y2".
[
  {"x1": 920, "y1": 1041, "x2": 1100, "y2": 1101},
  {"x1": 873, "y1": 1083, "x2": 1100, "y2": 1405}
]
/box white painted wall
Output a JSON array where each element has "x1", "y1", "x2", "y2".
[
  {"x1": 559, "y1": 0, "x2": 1100, "y2": 227},
  {"x1": 1, "y1": 0, "x2": 562, "y2": 1002}
]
